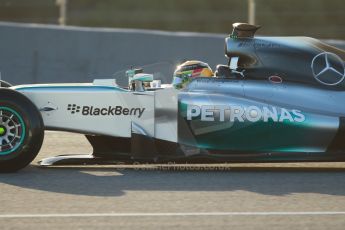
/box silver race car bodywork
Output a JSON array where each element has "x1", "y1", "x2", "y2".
[
  {"x1": 13, "y1": 83, "x2": 178, "y2": 143},
  {"x1": 1, "y1": 23, "x2": 345, "y2": 172}
]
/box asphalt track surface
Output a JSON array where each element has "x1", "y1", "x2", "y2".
[{"x1": 1, "y1": 132, "x2": 345, "y2": 230}]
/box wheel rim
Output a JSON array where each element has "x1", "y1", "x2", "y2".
[{"x1": 0, "y1": 107, "x2": 26, "y2": 155}]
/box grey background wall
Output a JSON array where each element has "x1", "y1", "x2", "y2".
[
  {"x1": 0, "y1": 22, "x2": 344, "y2": 86},
  {"x1": 1, "y1": 0, "x2": 344, "y2": 40},
  {"x1": 0, "y1": 22, "x2": 227, "y2": 86}
]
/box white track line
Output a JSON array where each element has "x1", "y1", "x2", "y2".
[{"x1": 0, "y1": 212, "x2": 345, "y2": 218}]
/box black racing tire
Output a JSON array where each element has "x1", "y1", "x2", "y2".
[
  {"x1": 0, "y1": 80, "x2": 12, "y2": 88},
  {"x1": 0, "y1": 88, "x2": 44, "y2": 172}
]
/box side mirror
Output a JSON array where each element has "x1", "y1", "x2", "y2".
[{"x1": 129, "y1": 73, "x2": 154, "y2": 92}]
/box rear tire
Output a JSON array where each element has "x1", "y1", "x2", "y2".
[{"x1": 0, "y1": 88, "x2": 44, "y2": 172}]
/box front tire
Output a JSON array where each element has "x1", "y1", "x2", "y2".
[{"x1": 0, "y1": 88, "x2": 44, "y2": 172}]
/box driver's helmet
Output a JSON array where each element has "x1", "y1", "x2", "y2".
[{"x1": 172, "y1": 60, "x2": 213, "y2": 89}]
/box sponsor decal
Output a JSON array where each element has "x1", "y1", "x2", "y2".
[
  {"x1": 311, "y1": 52, "x2": 345, "y2": 86},
  {"x1": 237, "y1": 41, "x2": 282, "y2": 48},
  {"x1": 67, "y1": 104, "x2": 145, "y2": 118},
  {"x1": 186, "y1": 105, "x2": 305, "y2": 123}
]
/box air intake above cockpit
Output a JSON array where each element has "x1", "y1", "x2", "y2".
[{"x1": 231, "y1": 22, "x2": 261, "y2": 38}]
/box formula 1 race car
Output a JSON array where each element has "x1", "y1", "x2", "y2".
[{"x1": 1, "y1": 23, "x2": 345, "y2": 172}]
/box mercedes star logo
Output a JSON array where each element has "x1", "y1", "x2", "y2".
[{"x1": 311, "y1": 52, "x2": 345, "y2": 86}]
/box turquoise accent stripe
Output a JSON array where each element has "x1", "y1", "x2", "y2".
[
  {"x1": 0, "y1": 107, "x2": 26, "y2": 156},
  {"x1": 15, "y1": 85, "x2": 128, "y2": 92}
]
